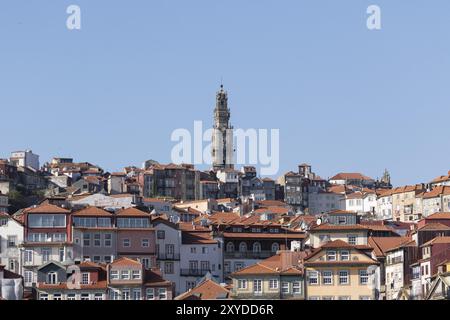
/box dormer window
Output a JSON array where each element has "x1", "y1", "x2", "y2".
[
  {"x1": 47, "y1": 272, "x2": 58, "y2": 284},
  {"x1": 340, "y1": 250, "x2": 350, "y2": 261},
  {"x1": 132, "y1": 270, "x2": 141, "y2": 280},
  {"x1": 326, "y1": 250, "x2": 337, "y2": 261},
  {"x1": 338, "y1": 217, "x2": 346, "y2": 225},
  {"x1": 121, "y1": 270, "x2": 130, "y2": 280}
]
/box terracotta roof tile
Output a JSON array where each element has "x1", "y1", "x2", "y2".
[
  {"x1": 115, "y1": 207, "x2": 150, "y2": 217},
  {"x1": 175, "y1": 280, "x2": 230, "y2": 300},
  {"x1": 27, "y1": 204, "x2": 70, "y2": 214},
  {"x1": 72, "y1": 206, "x2": 112, "y2": 217}
]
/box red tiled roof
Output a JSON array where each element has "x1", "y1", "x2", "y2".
[
  {"x1": 110, "y1": 257, "x2": 142, "y2": 267},
  {"x1": 330, "y1": 173, "x2": 373, "y2": 181},
  {"x1": 116, "y1": 207, "x2": 150, "y2": 217},
  {"x1": 37, "y1": 280, "x2": 107, "y2": 290},
  {"x1": 144, "y1": 269, "x2": 172, "y2": 287},
  {"x1": 231, "y1": 251, "x2": 305, "y2": 276},
  {"x1": 310, "y1": 223, "x2": 369, "y2": 231},
  {"x1": 418, "y1": 223, "x2": 450, "y2": 231},
  {"x1": 327, "y1": 210, "x2": 357, "y2": 215},
  {"x1": 27, "y1": 204, "x2": 70, "y2": 214},
  {"x1": 222, "y1": 232, "x2": 306, "y2": 240},
  {"x1": 175, "y1": 280, "x2": 230, "y2": 300},
  {"x1": 182, "y1": 231, "x2": 217, "y2": 245},
  {"x1": 421, "y1": 236, "x2": 450, "y2": 247},
  {"x1": 423, "y1": 186, "x2": 450, "y2": 199},
  {"x1": 426, "y1": 212, "x2": 450, "y2": 220},
  {"x1": 368, "y1": 237, "x2": 412, "y2": 257},
  {"x1": 72, "y1": 206, "x2": 112, "y2": 217}
]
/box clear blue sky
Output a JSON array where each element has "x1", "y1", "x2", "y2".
[{"x1": 1, "y1": 1, "x2": 449, "y2": 186}]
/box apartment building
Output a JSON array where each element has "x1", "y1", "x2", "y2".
[
  {"x1": 230, "y1": 250, "x2": 305, "y2": 300},
  {"x1": 21, "y1": 204, "x2": 73, "y2": 288},
  {"x1": 304, "y1": 240, "x2": 379, "y2": 300}
]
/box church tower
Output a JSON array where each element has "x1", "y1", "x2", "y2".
[{"x1": 212, "y1": 84, "x2": 234, "y2": 171}]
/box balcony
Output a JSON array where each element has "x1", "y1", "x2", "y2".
[
  {"x1": 180, "y1": 269, "x2": 210, "y2": 277},
  {"x1": 224, "y1": 250, "x2": 275, "y2": 260},
  {"x1": 157, "y1": 252, "x2": 180, "y2": 261}
]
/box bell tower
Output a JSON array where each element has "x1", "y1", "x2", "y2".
[{"x1": 212, "y1": 85, "x2": 234, "y2": 171}]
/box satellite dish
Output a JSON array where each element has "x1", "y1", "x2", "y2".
[
  {"x1": 316, "y1": 217, "x2": 322, "y2": 226},
  {"x1": 170, "y1": 215, "x2": 180, "y2": 224}
]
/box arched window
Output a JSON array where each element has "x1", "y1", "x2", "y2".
[
  {"x1": 239, "y1": 242, "x2": 247, "y2": 252},
  {"x1": 271, "y1": 242, "x2": 280, "y2": 253},
  {"x1": 253, "y1": 242, "x2": 262, "y2": 253},
  {"x1": 226, "y1": 242, "x2": 235, "y2": 253}
]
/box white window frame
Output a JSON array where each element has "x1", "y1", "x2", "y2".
[
  {"x1": 339, "y1": 270, "x2": 350, "y2": 285},
  {"x1": 269, "y1": 279, "x2": 279, "y2": 290},
  {"x1": 281, "y1": 282, "x2": 290, "y2": 294},
  {"x1": 146, "y1": 288, "x2": 155, "y2": 300},
  {"x1": 237, "y1": 279, "x2": 247, "y2": 290},
  {"x1": 253, "y1": 279, "x2": 263, "y2": 295},
  {"x1": 322, "y1": 270, "x2": 333, "y2": 285}
]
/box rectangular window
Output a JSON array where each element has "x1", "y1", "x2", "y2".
[
  {"x1": 308, "y1": 271, "x2": 319, "y2": 285},
  {"x1": 190, "y1": 247, "x2": 197, "y2": 254},
  {"x1": 359, "y1": 270, "x2": 369, "y2": 285},
  {"x1": 158, "y1": 288, "x2": 167, "y2": 300},
  {"x1": 269, "y1": 279, "x2": 279, "y2": 290},
  {"x1": 42, "y1": 248, "x2": 50, "y2": 263},
  {"x1": 7, "y1": 235, "x2": 17, "y2": 247},
  {"x1": 28, "y1": 214, "x2": 66, "y2": 228},
  {"x1": 94, "y1": 293, "x2": 103, "y2": 301},
  {"x1": 146, "y1": 288, "x2": 155, "y2": 300},
  {"x1": 165, "y1": 262, "x2": 174, "y2": 274},
  {"x1": 24, "y1": 271, "x2": 33, "y2": 285},
  {"x1": 142, "y1": 239, "x2": 149, "y2": 248},
  {"x1": 94, "y1": 234, "x2": 101, "y2": 247},
  {"x1": 142, "y1": 258, "x2": 150, "y2": 269},
  {"x1": 132, "y1": 270, "x2": 141, "y2": 280},
  {"x1": 110, "y1": 270, "x2": 119, "y2": 280},
  {"x1": 339, "y1": 270, "x2": 349, "y2": 285},
  {"x1": 83, "y1": 234, "x2": 90, "y2": 246},
  {"x1": 202, "y1": 247, "x2": 208, "y2": 254},
  {"x1": 253, "y1": 279, "x2": 262, "y2": 294},
  {"x1": 81, "y1": 272, "x2": 90, "y2": 285},
  {"x1": 123, "y1": 239, "x2": 130, "y2": 247},
  {"x1": 40, "y1": 293, "x2": 49, "y2": 300},
  {"x1": 326, "y1": 251, "x2": 337, "y2": 261},
  {"x1": 122, "y1": 289, "x2": 130, "y2": 300},
  {"x1": 200, "y1": 261, "x2": 210, "y2": 271},
  {"x1": 157, "y1": 230, "x2": 165, "y2": 239},
  {"x1": 67, "y1": 294, "x2": 76, "y2": 300},
  {"x1": 238, "y1": 280, "x2": 247, "y2": 290},
  {"x1": 59, "y1": 247, "x2": 65, "y2": 262},
  {"x1": 110, "y1": 290, "x2": 120, "y2": 300},
  {"x1": 322, "y1": 271, "x2": 333, "y2": 285},
  {"x1": 97, "y1": 218, "x2": 111, "y2": 227},
  {"x1": 104, "y1": 255, "x2": 112, "y2": 264},
  {"x1": 104, "y1": 233, "x2": 112, "y2": 247},
  {"x1": 133, "y1": 288, "x2": 141, "y2": 300},
  {"x1": 24, "y1": 250, "x2": 33, "y2": 264},
  {"x1": 281, "y1": 282, "x2": 290, "y2": 294},
  {"x1": 292, "y1": 281, "x2": 301, "y2": 294},
  {"x1": 121, "y1": 270, "x2": 130, "y2": 280},
  {"x1": 347, "y1": 235, "x2": 356, "y2": 245},
  {"x1": 340, "y1": 250, "x2": 350, "y2": 261},
  {"x1": 93, "y1": 256, "x2": 101, "y2": 263}
]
